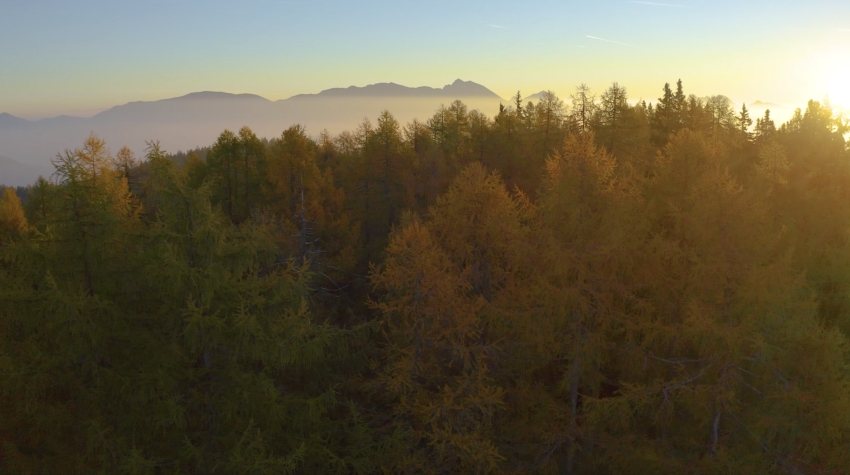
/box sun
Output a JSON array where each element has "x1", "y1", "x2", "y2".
[
  {"x1": 804, "y1": 45, "x2": 850, "y2": 112},
  {"x1": 827, "y1": 65, "x2": 850, "y2": 111}
]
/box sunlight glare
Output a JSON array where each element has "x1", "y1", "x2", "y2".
[
  {"x1": 805, "y1": 45, "x2": 850, "y2": 111},
  {"x1": 827, "y1": 65, "x2": 850, "y2": 110}
]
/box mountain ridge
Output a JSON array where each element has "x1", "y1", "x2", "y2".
[
  {"x1": 287, "y1": 79, "x2": 502, "y2": 100},
  {"x1": 1, "y1": 80, "x2": 502, "y2": 123},
  {"x1": 0, "y1": 112, "x2": 31, "y2": 127},
  {"x1": 0, "y1": 79, "x2": 506, "y2": 180},
  {"x1": 750, "y1": 100, "x2": 783, "y2": 108},
  {"x1": 0, "y1": 154, "x2": 53, "y2": 187},
  {"x1": 524, "y1": 91, "x2": 550, "y2": 102},
  {"x1": 169, "y1": 91, "x2": 271, "y2": 102}
]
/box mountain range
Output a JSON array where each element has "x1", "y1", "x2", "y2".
[
  {"x1": 750, "y1": 100, "x2": 783, "y2": 108},
  {"x1": 523, "y1": 91, "x2": 550, "y2": 102},
  {"x1": 0, "y1": 155, "x2": 52, "y2": 188},
  {"x1": 289, "y1": 79, "x2": 500, "y2": 99},
  {"x1": 0, "y1": 80, "x2": 505, "y2": 186}
]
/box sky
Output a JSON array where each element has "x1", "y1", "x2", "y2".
[{"x1": 1, "y1": 0, "x2": 849, "y2": 120}]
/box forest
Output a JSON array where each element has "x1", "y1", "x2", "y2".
[{"x1": 1, "y1": 80, "x2": 850, "y2": 474}]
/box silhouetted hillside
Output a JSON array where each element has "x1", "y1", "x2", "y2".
[
  {"x1": 91, "y1": 91, "x2": 277, "y2": 123},
  {"x1": 750, "y1": 100, "x2": 782, "y2": 108},
  {"x1": 0, "y1": 154, "x2": 52, "y2": 186},
  {"x1": 288, "y1": 79, "x2": 502, "y2": 99},
  {"x1": 0, "y1": 113, "x2": 30, "y2": 129},
  {"x1": 0, "y1": 80, "x2": 504, "y2": 174},
  {"x1": 524, "y1": 91, "x2": 550, "y2": 102}
]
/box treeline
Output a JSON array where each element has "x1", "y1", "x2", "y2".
[{"x1": 1, "y1": 81, "x2": 850, "y2": 474}]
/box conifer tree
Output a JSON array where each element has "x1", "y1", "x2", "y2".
[
  {"x1": 584, "y1": 131, "x2": 850, "y2": 474},
  {"x1": 0, "y1": 134, "x2": 142, "y2": 472},
  {"x1": 754, "y1": 141, "x2": 790, "y2": 190},
  {"x1": 491, "y1": 96, "x2": 537, "y2": 195},
  {"x1": 206, "y1": 127, "x2": 267, "y2": 222},
  {"x1": 0, "y1": 187, "x2": 28, "y2": 240},
  {"x1": 532, "y1": 91, "x2": 566, "y2": 154},
  {"x1": 705, "y1": 95, "x2": 737, "y2": 148},
  {"x1": 264, "y1": 125, "x2": 357, "y2": 292},
  {"x1": 682, "y1": 94, "x2": 711, "y2": 133},
  {"x1": 469, "y1": 109, "x2": 492, "y2": 165},
  {"x1": 135, "y1": 148, "x2": 371, "y2": 473},
  {"x1": 526, "y1": 131, "x2": 642, "y2": 473},
  {"x1": 114, "y1": 145, "x2": 140, "y2": 192},
  {"x1": 652, "y1": 82, "x2": 676, "y2": 146},
  {"x1": 570, "y1": 84, "x2": 596, "y2": 135},
  {"x1": 673, "y1": 78, "x2": 686, "y2": 124},
  {"x1": 340, "y1": 111, "x2": 417, "y2": 263},
  {"x1": 775, "y1": 100, "x2": 850, "y2": 336},
  {"x1": 596, "y1": 82, "x2": 629, "y2": 153},
  {"x1": 404, "y1": 118, "x2": 442, "y2": 210},
  {"x1": 48, "y1": 133, "x2": 140, "y2": 295},
  {"x1": 736, "y1": 103, "x2": 753, "y2": 142},
  {"x1": 369, "y1": 163, "x2": 534, "y2": 473},
  {"x1": 370, "y1": 219, "x2": 505, "y2": 474},
  {"x1": 513, "y1": 91, "x2": 524, "y2": 122},
  {"x1": 754, "y1": 109, "x2": 777, "y2": 145},
  {"x1": 23, "y1": 177, "x2": 55, "y2": 230}
]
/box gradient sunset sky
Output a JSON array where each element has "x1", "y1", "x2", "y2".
[{"x1": 2, "y1": 0, "x2": 849, "y2": 120}]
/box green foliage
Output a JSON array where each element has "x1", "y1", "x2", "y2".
[
  {"x1": 3, "y1": 83, "x2": 850, "y2": 474},
  {"x1": 0, "y1": 188, "x2": 28, "y2": 240},
  {"x1": 206, "y1": 127, "x2": 268, "y2": 223},
  {"x1": 0, "y1": 136, "x2": 372, "y2": 474}
]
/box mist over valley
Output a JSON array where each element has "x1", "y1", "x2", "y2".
[{"x1": 0, "y1": 80, "x2": 504, "y2": 186}]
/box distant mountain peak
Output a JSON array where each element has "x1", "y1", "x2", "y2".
[
  {"x1": 750, "y1": 100, "x2": 783, "y2": 108},
  {"x1": 524, "y1": 91, "x2": 550, "y2": 102},
  {"x1": 0, "y1": 154, "x2": 52, "y2": 187},
  {"x1": 172, "y1": 91, "x2": 270, "y2": 102},
  {"x1": 0, "y1": 112, "x2": 30, "y2": 125},
  {"x1": 287, "y1": 79, "x2": 502, "y2": 100},
  {"x1": 88, "y1": 91, "x2": 273, "y2": 122},
  {"x1": 441, "y1": 79, "x2": 502, "y2": 98},
  {"x1": 0, "y1": 81, "x2": 508, "y2": 184}
]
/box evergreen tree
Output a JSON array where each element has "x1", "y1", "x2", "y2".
[
  {"x1": 570, "y1": 84, "x2": 596, "y2": 135},
  {"x1": 754, "y1": 109, "x2": 777, "y2": 145},
  {"x1": 651, "y1": 82, "x2": 676, "y2": 146},
  {"x1": 527, "y1": 131, "x2": 640, "y2": 473},
  {"x1": 404, "y1": 118, "x2": 442, "y2": 210},
  {"x1": 595, "y1": 82, "x2": 629, "y2": 153},
  {"x1": 369, "y1": 163, "x2": 534, "y2": 473},
  {"x1": 705, "y1": 95, "x2": 737, "y2": 149},
  {"x1": 532, "y1": 91, "x2": 565, "y2": 154},
  {"x1": 736, "y1": 103, "x2": 753, "y2": 142},
  {"x1": 0, "y1": 187, "x2": 28, "y2": 240},
  {"x1": 206, "y1": 127, "x2": 267, "y2": 222},
  {"x1": 369, "y1": 218, "x2": 504, "y2": 474},
  {"x1": 264, "y1": 125, "x2": 358, "y2": 294},
  {"x1": 140, "y1": 152, "x2": 371, "y2": 473}
]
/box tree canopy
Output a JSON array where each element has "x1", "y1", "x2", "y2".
[{"x1": 2, "y1": 80, "x2": 850, "y2": 474}]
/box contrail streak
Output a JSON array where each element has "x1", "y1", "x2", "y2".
[{"x1": 586, "y1": 35, "x2": 643, "y2": 49}]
